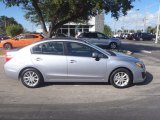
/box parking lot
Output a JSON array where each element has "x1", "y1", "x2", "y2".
[{"x1": 0, "y1": 40, "x2": 160, "y2": 120}]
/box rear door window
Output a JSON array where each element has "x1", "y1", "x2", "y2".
[{"x1": 32, "y1": 41, "x2": 64, "y2": 55}]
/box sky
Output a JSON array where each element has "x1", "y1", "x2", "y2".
[{"x1": 0, "y1": 0, "x2": 160, "y2": 32}]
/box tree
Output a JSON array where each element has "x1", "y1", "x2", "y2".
[
  {"x1": 6, "y1": 25, "x2": 23, "y2": 37},
  {"x1": 0, "y1": 16, "x2": 23, "y2": 34},
  {"x1": 147, "y1": 26, "x2": 156, "y2": 34},
  {"x1": 129, "y1": 29, "x2": 135, "y2": 33},
  {"x1": 103, "y1": 24, "x2": 112, "y2": 36},
  {"x1": 2, "y1": 0, "x2": 135, "y2": 37}
]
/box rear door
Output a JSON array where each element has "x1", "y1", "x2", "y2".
[
  {"x1": 80, "y1": 33, "x2": 98, "y2": 44},
  {"x1": 25, "y1": 34, "x2": 41, "y2": 46},
  {"x1": 31, "y1": 41, "x2": 67, "y2": 81},
  {"x1": 97, "y1": 33, "x2": 110, "y2": 46},
  {"x1": 12, "y1": 34, "x2": 26, "y2": 47}
]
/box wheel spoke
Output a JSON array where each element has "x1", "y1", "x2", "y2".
[
  {"x1": 114, "y1": 72, "x2": 129, "y2": 87},
  {"x1": 23, "y1": 71, "x2": 39, "y2": 87}
]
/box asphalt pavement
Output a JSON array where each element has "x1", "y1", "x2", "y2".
[{"x1": 0, "y1": 40, "x2": 160, "y2": 120}]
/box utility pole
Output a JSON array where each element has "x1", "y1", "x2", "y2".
[
  {"x1": 155, "y1": 4, "x2": 160, "y2": 44},
  {"x1": 143, "y1": 9, "x2": 147, "y2": 32},
  {"x1": 113, "y1": 19, "x2": 117, "y2": 35},
  {"x1": 136, "y1": 9, "x2": 139, "y2": 32}
]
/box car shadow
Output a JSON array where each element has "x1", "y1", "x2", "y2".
[
  {"x1": 43, "y1": 82, "x2": 109, "y2": 87},
  {"x1": 134, "y1": 72, "x2": 153, "y2": 86}
]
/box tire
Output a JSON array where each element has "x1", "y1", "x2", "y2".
[
  {"x1": 110, "y1": 68, "x2": 132, "y2": 88},
  {"x1": 20, "y1": 68, "x2": 44, "y2": 88},
  {"x1": 109, "y1": 42, "x2": 117, "y2": 49},
  {"x1": 3, "y1": 43, "x2": 12, "y2": 50}
]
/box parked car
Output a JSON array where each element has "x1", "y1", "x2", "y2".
[
  {"x1": 0, "y1": 33, "x2": 44, "y2": 50},
  {"x1": 0, "y1": 34, "x2": 10, "y2": 40},
  {"x1": 113, "y1": 34, "x2": 120, "y2": 38},
  {"x1": 77, "y1": 32, "x2": 121, "y2": 49},
  {"x1": 4, "y1": 38, "x2": 146, "y2": 88},
  {"x1": 120, "y1": 33, "x2": 128, "y2": 39},
  {"x1": 132, "y1": 33, "x2": 155, "y2": 41},
  {"x1": 126, "y1": 33, "x2": 134, "y2": 40}
]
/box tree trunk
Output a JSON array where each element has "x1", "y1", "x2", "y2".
[
  {"x1": 48, "y1": 22, "x2": 54, "y2": 38},
  {"x1": 32, "y1": 0, "x2": 48, "y2": 36}
]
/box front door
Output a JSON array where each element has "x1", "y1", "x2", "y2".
[{"x1": 66, "y1": 42, "x2": 107, "y2": 82}]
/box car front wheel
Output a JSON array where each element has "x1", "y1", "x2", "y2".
[
  {"x1": 109, "y1": 42, "x2": 117, "y2": 49},
  {"x1": 110, "y1": 68, "x2": 132, "y2": 88},
  {"x1": 20, "y1": 68, "x2": 44, "y2": 88}
]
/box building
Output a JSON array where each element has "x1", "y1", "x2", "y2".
[{"x1": 36, "y1": 13, "x2": 104, "y2": 37}]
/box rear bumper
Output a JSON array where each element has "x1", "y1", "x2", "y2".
[{"x1": 4, "y1": 64, "x2": 19, "y2": 80}]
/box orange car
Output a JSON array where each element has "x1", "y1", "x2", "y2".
[{"x1": 0, "y1": 34, "x2": 44, "y2": 50}]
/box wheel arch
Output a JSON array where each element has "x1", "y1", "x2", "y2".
[
  {"x1": 18, "y1": 67, "x2": 44, "y2": 80},
  {"x1": 108, "y1": 67, "x2": 133, "y2": 84},
  {"x1": 3, "y1": 42, "x2": 12, "y2": 47}
]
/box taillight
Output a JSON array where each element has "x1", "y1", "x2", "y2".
[{"x1": 5, "y1": 54, "x2": 12, "y2": 62}]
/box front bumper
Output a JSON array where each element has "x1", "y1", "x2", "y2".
[{"x1": 133, "y1": 67, "x2": 146, "y2": 83}]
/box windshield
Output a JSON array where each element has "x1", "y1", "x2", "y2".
[{"x1": 85, "y1": 42, "x2": 112, "y2": 56}]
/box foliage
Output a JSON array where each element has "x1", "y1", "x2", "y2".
[
  {"x1": 0, "y1": 16, "x2": 23, "y2": 34},
  {"x1": 6, "y1": 25, "x2": 23, "y2": 37},
  {"x1": 147, "y1": 26, "x2": 156, "y2": 34},
  {"x1": 103, "y1": 24, "x2": 112, "y2": 36},
  {"x1": 2, "y1": 0, "x2": 135, "y2": 37},
  {"x1": 129, "y1": 29, "x2": 135, "y2": 33}
]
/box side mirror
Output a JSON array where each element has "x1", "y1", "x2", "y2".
[{"x1": 92, "y1": 52, "x2": 98, "y2": 58}]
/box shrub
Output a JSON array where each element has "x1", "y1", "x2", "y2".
[{"x1": 6, "y1": 25, "x2": 23, "y2": 37}]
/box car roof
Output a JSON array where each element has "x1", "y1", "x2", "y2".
[
  {"x1": 80, "y1": 31, "x2": 102, "y2": 34},
  {"x1": 38, "y1": 37, "x2": 87, "y2": 43},
  {"x1": 42, "y1": 37, "x2": 82, "y2": 41}
]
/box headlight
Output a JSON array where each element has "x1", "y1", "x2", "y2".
[{"x1": 135, "y1": 62, "x2": 144, "y2": 68}]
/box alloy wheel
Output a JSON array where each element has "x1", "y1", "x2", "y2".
[
  {"x1": 23, "y1": 71, "x2": 39, "y2": 87},
  {"x1": 113, "y1": 72, "x2": 129, "y2": 87}
]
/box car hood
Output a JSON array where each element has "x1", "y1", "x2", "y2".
[{"x1": 109, "y1": 52, "x2": 140, "y2": 62}]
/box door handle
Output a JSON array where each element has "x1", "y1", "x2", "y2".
[
  {"x1": 70, "y1": 60, "x2": 76, "y2": 63},
  {"x1": 36, "y1": 57, "x2": 42, "y2": 61}
]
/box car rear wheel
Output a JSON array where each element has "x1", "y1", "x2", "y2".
[
  {"x1": 110, "y1": 68, "x2": 132, "y2": 88},
  {"x1": 109, "y1": 42, "x2": 117, "y2": 49},
  {"x1": 20, "y1": 68, "x2": 44, "y2": 88},
  {"x1": 4, "y1": 43, "x2": 12, "y2": 50}
]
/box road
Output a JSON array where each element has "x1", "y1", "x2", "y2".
[
  {"x1": 0, "y1": 41, "x2": 160, "y2": 120},
  {"x1": 121, "y1": 39, "x2": 160, "y2": 59}
]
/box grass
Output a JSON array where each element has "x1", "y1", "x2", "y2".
[{"x1": 0, "y1": 49, "x2": 5, "y2": 56}]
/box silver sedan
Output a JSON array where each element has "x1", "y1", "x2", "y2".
[{"x1": 4, "y1": 38, "x2": 146, "y2": 88}]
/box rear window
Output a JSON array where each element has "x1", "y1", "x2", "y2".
[{"x1": 79, "y1": 33, "x2": 97, "y2": 38}]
